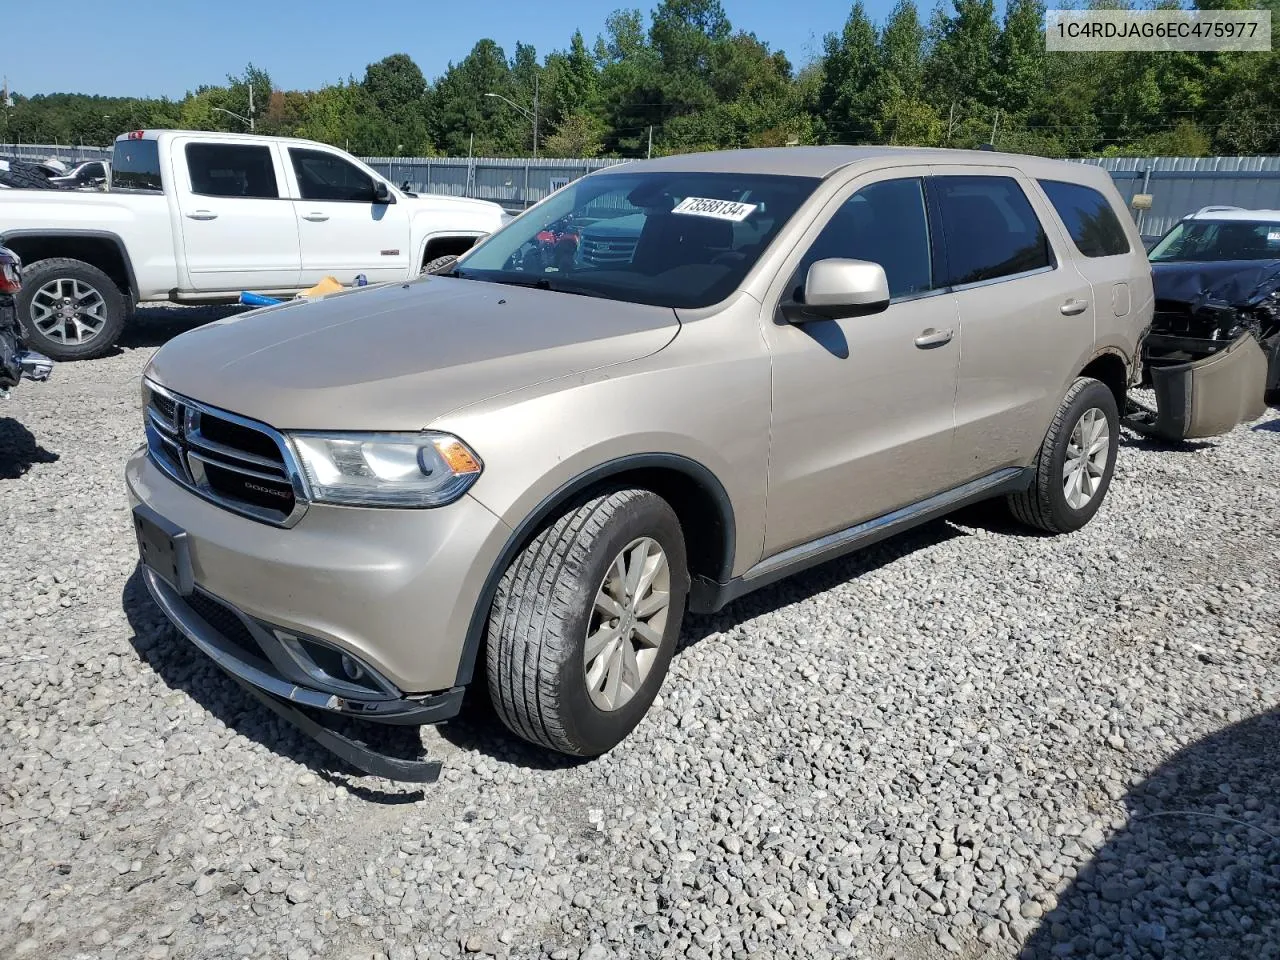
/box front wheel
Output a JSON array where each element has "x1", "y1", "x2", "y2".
[
  {"x1": 17, "y1": 258, "x2": 127, "y2": 361},
  {"x1": 485, "y1": 489, "x2": 689, "y2": 757},
  {"x1": 1008, "y1": 377, "x2": 1120, "y2": 534}
]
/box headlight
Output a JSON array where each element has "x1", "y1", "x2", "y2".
[{"x1": 288, "y1": 432, "x2": 482, "y2": 507}]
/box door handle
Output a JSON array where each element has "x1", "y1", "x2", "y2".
[
  {"x1": 302, "y1": 212, "x2": 330, "y2": 222},
  {"x1": 186, "y1": 210, "x2": 217, "y2": 221},
  {"x1": 914, "y1": 327, "x2": 954, "y2": 349},
  {"x1": 1060, "y1": 298, "x2": 1090, "y2": 316}
]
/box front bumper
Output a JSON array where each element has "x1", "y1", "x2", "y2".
[
  {"x1": 1131, "y1": 331, "x2": 1269, "y2": 440},
  {"x1": 126, "y1": 445, "x2": 511, "y2": 706},
  {"x1": 140, "y1": 564, "x2": 464, "y2": 723}
]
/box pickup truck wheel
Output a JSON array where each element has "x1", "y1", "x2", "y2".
[
  {"x1": 485, "y1": 489, "x2": 689, "y2": 757},
  {"x1": 1008, "y1": 377, "x2": 1119, "y2": 534},
  {"x1": 17, "y1": 258, "x2": 127, "y2": 361}
]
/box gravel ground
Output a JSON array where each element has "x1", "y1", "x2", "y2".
[{"x1": 2, "y1": 306, "x2": 1279, "y2": 960}]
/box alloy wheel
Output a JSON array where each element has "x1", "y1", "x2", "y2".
[
  {"x1": 29, "y1": 278, "x2": 108, "y2": 345},
  {"x1": 1063, "y1": 406, "x2": 1110, "y2": 510},
  {"x1": 583, "y1": 536, "x2": 672, "y2": 711}
]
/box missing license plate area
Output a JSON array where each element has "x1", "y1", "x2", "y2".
[{"x1": 133, "y1": 505, "x2": 194, "y2": 595}]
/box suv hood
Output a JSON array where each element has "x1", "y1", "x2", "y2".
[{"x1": 146, "y1": 278, "x2": 679, "y2": 431}]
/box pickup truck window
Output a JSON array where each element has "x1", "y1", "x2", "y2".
[
  {"x1": 932, "y1": 176, "x2": 1051, "y2": 286},
  {"x1": 790, "y1": 178, "x2": 935, "y2": 301},
  {"x1": 111, "y1": 138, "x2": 162, "y2": 191},
  {"x1": 186, "y1": 143, "x2": 280, "y2": 199},
  {"x1": 290, "y1": 149, "x2": 377, "y2": 203}
]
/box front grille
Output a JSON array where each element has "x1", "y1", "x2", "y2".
[
  {"x1": 186, "y1": 590, "x2": 265, "y2": 664},
  {"x1": 579, "y1": 233, "x2": 638, "y2": 266},
  {"x1": 143, "y1": 381, "x2": 306, "y2": 527}
]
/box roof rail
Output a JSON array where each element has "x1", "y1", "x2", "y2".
[{"x1": 1192, "y1": 205, "x2": 1244, "y2": 215}]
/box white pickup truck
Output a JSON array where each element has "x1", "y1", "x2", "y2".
[{"x1": 0, "y1": 130, "x2": 510, "y2": 360}]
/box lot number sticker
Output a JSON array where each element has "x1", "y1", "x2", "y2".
[{"x1": 672, "y1": 197, "x2": 758, "y2": 221}]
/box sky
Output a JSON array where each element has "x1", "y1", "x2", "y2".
[{"x1": 4, "y1": 0, "x2": 916, "y2": 99}]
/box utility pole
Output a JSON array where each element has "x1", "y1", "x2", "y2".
[
  {"x1": 990, "y1": 109, "x2": 1000, "y2": 149},
  {"x1": 249, "y1": 82, "x2": 255, "y2": 132},
  {"x1": 532, "y1": 75, "x2": 538, "y2": 160},
  {"x1": 647, "y1": 125, "x2": 653, "y2": 159},
  {"x1": 946, "y1": 102, "x2": 956, "y2": 146},
  {"x1": 467, "y1": 133, "x2": 474, "y2": 198}
]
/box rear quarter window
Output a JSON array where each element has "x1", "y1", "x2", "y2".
[{"x1": 1038, "y1": 180, "x2": 1131, "y2": 258}]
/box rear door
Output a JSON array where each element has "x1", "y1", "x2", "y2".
[
  {"x1": 1035, "y1": 176, "x2": 1143, "y2": 339},
  {"x1": 931, "y1": 168, "x2": 1097, "y2": 480},
  {"x1": 284, "y1": 147, "x2": 410, "y2": 285},
  {"x1": 172, "y1": 138, "x2": 301, "y2": 292}
]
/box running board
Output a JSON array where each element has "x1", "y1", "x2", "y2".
[{"x1": 688, "y1": 467, "x2": 1029, "y2": 613}]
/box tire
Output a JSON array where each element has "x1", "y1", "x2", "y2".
[
  {"x1": 486, "y1": 489, "x2": 690, "y2": 757},
  {"x1": 421, "y1": 255, "x2": 459, "y2": 275},
  {"x1": 0, "y1": 163, "x2": 57, "y2": 190},
  {"x1": 1008, "y1": 377, "x2": 1120, "y2": 534},
  {"x1": 16, "y1": 258, "x2": 128, "y2": 361}
]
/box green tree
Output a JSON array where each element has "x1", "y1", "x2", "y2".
[
  {"x1": 543, "y1": 113, "x2": 606, "y2": 156},
  {"x1": 926, "y1": 0, "x2": 1001, "y2": 110},
  {"x1": 430, "y1": 40, "x2": 523, "y2": 155},
  {"x1": 879, "y1": 0, "x2": 926, "y2": 102},
  {"x1": 817, "y1": 2, "x2": 882, "y2": 143},
  {"x1": 997, "y1": 0, "x2": 1045, "y2": 115}
]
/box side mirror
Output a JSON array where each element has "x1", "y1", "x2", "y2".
[
  {"x1": 373, "y1": 180, "x2": 395, "y2": 204},
  {"x1": 788, "y1": 258, "x2": 890, "y2": 321}
]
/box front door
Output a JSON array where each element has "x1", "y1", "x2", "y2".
[
  {"x1": 285, "y1": 147, "x2": 410, "y2": 285},
  {"x1": 174, "y1": 138, "x2": 301, "y2": 292},
  {"x1": 762, "y1": 171, "x2": 963, "y2": 555}
]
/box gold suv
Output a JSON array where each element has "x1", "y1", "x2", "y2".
[{"x1": 127, "y1": 147, "x2": 1158, "y2": 777}]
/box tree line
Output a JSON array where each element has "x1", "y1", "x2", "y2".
[{"x1": 3, "y1": 0, "x2": 1279, "y2": 159}]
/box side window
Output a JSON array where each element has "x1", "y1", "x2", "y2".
[
  {"x1": 933, "y1": 176, "x2": 1051, "y2": 286},
  {"x1": 185, "y1": 143, "x2": 279, "y2": 199},
  {"x1": 111, "y1": 138, "x2": 162, "y2": 191},
  {"x1": 1038, "y1": 180, "x2": 1131, "y2": 257},
  {"x1": 791, "y1": 178, "x2": 934, "y2": 300},
  {"x1": 290, "y1": 149, "x2": 377, "y2": 202}
]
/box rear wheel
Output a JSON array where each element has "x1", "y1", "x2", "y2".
[
  {"x1": 16, "y1": 258, "x2": 127, "y2": 361},
  {"x1": 1008, "y1": 377, "x2": 1119, "y2": 534},
  {"x1": 485, "y1": 489, "x2": 689, "y2": 757}
]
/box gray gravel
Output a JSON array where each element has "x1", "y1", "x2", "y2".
[{"x1": 2, "y1": 307, "x2": 1279, "y2": 960}]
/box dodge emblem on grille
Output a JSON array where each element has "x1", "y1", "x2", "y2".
[{"x1": 244, "y1": 481, "x2": 291, "y2": 499}]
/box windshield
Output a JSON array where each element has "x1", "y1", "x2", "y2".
[
  {"x1": 455, "y1": 171, "x2": 820, "y2": 308},
  {"x1": 1149, "y1": 219, "x2": 1280, "y2": 262}
]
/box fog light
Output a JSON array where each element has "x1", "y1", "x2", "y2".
[{"x1": 340, "y1": 653, "x2": 365, "y2": 681}]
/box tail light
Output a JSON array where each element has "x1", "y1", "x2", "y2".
[{"x1": 0, "y1": 246, "x2": 21, "y2": 294}]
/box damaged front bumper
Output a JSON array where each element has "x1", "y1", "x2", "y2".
[
  {"x1": 1135, "y1": 260, "x2": 1280, "y2": 440},
  {"x1": 1131, "y1": 331, "x2": 1270, "y2": 440}
]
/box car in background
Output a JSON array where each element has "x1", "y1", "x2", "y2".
[
  {"x1": 49, "y1": 160, "x2": 110, "y2": 190},
  {"x1": 1146, "y1": 206, "x2": 1280, "y2": 401}
]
